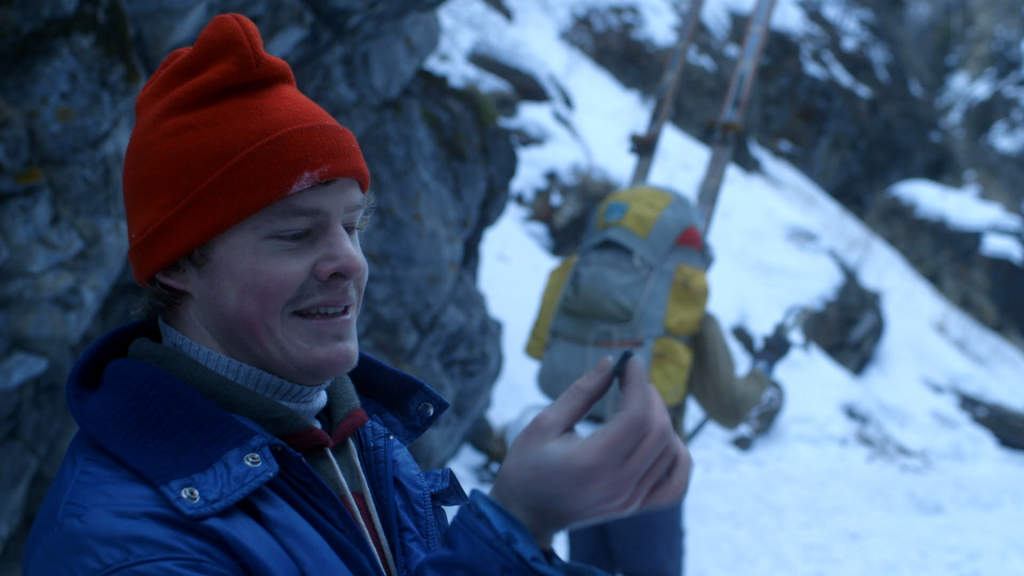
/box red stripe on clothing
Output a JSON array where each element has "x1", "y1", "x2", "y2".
[
  {"x1": 342, "y1": 493, "x2": 393, "y2": 576},
  {"x1": 278, "y1": 427, "x2": 333, "y2": 454},
  {"x1": 280, "y1": 408, "x2": 368, "y2": 454},
  {"x1": 331, "y1": 408, "x2": 369, "y2": 446}
]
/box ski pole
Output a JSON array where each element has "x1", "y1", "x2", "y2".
[
  {"x1": 694, "y1": 0, "x2": 778, "y2": 235},
  {"x1": 629, "y1": 0, "x2": 706, "y2": 187}
]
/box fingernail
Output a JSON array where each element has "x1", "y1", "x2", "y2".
[{"x1": 595, "y1": 355, "x2": 614, "y2": 372}]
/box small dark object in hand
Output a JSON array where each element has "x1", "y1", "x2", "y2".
[{"x1": 612, "y1": 350, "x2": 634, "y2": 389}]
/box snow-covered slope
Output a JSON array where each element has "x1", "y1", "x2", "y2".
[{"x1": 427, "y1": 1, "x2": 1024, "y2": 573}]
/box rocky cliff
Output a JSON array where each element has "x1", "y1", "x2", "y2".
[{"x1": 0, "y1": 0, "x2": 513, "y2": 571}]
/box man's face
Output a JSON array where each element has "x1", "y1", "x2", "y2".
[{"x1": 164, "y1": 178, "x2": 369, "y2": 385}]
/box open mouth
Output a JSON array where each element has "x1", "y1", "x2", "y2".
[{"x1": 294, "y1": 305, "x2": 350, "y2": 319}]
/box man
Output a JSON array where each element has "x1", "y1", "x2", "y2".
[
  {"x1": 23, "y1": 13, "x2": 691, "y2": 576},
  {"x1": 526, "y1": 185, "x2": 789, "y2": 576}
]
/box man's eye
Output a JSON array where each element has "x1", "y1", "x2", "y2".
[
  {"x1": 345, "y1": 219, "x2": 370, "y2": 236},
  {"x1": 349, "y1": 214, "x2": 372, "y2": 236},
  {"x1": 276, "y1": 230, "x2": 310, "y2": 241}
]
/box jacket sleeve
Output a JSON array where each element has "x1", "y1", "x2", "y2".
[
  {"x1": 411, "y1": 490, "x2": 610, "y2": 576},
  {"x1": 688, "y1": 313, "x2": 769, "y2": 429}
]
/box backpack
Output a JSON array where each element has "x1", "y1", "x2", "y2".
[{"x1": 526, "y1": 185, "x2": 712, "y2": 421}]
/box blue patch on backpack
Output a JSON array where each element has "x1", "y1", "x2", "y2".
[{"x1": 604, "y1": 202, "x2": 629, "y2": 224}]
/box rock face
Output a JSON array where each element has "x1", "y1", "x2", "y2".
[
  {"x1": 956, "y1": 389, "x2": 1024, "y2": 451},
  {"x1": 864, "y1": 196, "x2": 1021, "y2": 344},
  {"x1": 1, "y1": 0, "x2": 140, "y2": 571},
  {"x1": 0, "y1": 0, "x2": 514, "y2": 571},
  {"x1": 561, "y1": 1, "x2": 1024, "y2": 347},
  {"x1": 803, "y1": 258, "x2": 885, "y2": 375},
  {"x1": 351, "y1": 73, "x2": 515, "y2": 468}
]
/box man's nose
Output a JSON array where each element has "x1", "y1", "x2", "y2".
[{"x1": 313, "y1": 228, "x2": 364, "y2": 282}]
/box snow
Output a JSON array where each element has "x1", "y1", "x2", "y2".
[
  {"x1": 687, "y1": 43, "x2": 718, "y2": 73},
  {"x1": 700, "y1": 0, "x2": 890, "y2": 93},
  {"x1": 987, "y1": 115, "x2": 1024, "y2": 156},
  {"x1": 698, "y1": 0, "x2": 811, "y2": 40},
  {"x1": 819, "y1": 49, "x2": 875, "y2": 99},
  {"x1": 981, "y1": 232, "x2": 1024, "y2": 265},
  {"x1": 887, "y1": 179, "x2": 1024, "y2": 233},
  {"x1": 431, "y1": 1, "x2": 1024, "y2": 574},
  {"x1": 938, "y1": 69, "x2": 999, "y2": 129}
]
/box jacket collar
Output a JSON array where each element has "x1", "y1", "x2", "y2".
[
  {"x1": 66, "y1": 322, "x2": 448, "y2": 515},
  {"x1": 348, "y1": 352, "x2": 449, "y2": 446}
]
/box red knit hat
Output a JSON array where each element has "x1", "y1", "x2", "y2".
[{"x1": 123, "y1": 13, "x2": 370, "y2": 285}]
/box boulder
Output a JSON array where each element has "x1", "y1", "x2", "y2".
[{"x1": 803, "y1": 257, "x2": 884, "y2": 375}]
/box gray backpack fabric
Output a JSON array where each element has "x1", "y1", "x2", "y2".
[{"x1": 531, "y1": 186, "x2": 712, "y2": 421}]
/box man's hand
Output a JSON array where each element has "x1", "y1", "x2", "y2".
[{"x1": 488, "y1": 355, "x2": 692, "y2": 548}]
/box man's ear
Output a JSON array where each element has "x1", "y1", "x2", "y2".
[{"x1": 154, "y1": 262, "x2": 192, "y2": 293}]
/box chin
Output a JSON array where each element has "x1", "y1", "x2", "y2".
[{"x1": 324, "y1": 344, "x2": 360, "y2": 377}]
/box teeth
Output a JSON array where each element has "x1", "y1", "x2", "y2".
[{"x1": 297, "y1": 306, "x2": 347, "y2": 318}]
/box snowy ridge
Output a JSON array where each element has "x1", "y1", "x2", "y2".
[
  {"x1": 430, "y1": 1, "x2": 1024, "y2": 573},
  {"x1": 887, "y1": 178, "x2": 1024, "y2": 265}
]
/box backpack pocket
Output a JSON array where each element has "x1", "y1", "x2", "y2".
[
  {"x1": 560, "y1": 243, "x2": 651, "y2": 322},
  {"x1": 651, "y1": 337, "x2": 693, "y2": 407},
  {"x1": 664, "y1": 264, "x2": 708, "y2": 336}
]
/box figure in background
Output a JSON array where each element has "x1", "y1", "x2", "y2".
[
  {"x1": 23, "y1": 15, "x2": 691, "y2": 576},
  {"x1": 527, "y1": 185, "x2": 790, "y2": 576}
]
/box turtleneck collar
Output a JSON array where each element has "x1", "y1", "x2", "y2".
[{"x1": 158, "y1": 317, "x2": 329, "y2": 424}]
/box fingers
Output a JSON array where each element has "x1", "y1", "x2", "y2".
[
  {"x1": 590, "y1": 356, "x2": 669, "y2": 462},
  {"x1": 631, "y1": 434, "x2": 687, "y2": 505},
  {"x1": 526, "y1": 356, "x2": 615, "y2": 439},
  {"x1": 637, "y1": 439, "x2": 692, "y2": 510},
  {"x1": 619, "y1": 414, "x2": 673, "y2": 481}
]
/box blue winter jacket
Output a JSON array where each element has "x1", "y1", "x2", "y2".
[{"x1": 24, "y1": 323, "x2": 604, "y2": 575}]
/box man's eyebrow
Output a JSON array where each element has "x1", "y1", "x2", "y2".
[
  {"x1": 262, "y1": 197, "x2": 368, "y2": 221},
  {"x1": 264, "y1": 206, "x2": 324, "y2": 220}
]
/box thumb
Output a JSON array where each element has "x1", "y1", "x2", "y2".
[
  {"x1": 615, "y1": 354, "x2": 652, "y2": 406},
  {"x1": 529, "y1": 356, "x2": 615, "y2": 438}
]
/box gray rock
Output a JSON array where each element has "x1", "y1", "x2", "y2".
[
  {"x1": 0, "y1": 440, "x2": 41, "y2": 555},
  {"x1": 309, "y1": 0, "x2": 446, "y2": 42},
  {"x1": 0, "y1": 352, "x2": 50, "y2": 392},
  {"x1": 469, "y1": 52, "x2": 551, "y2": 102},
  {"x1": 956, "y1": 389, "x2": 1024, "y2": 451},
  {"x1": 125, "y1": 0, "x2": 321, "y2": 72},
  {"x1": 356, "y1": 11, "x2": 440, "y2": 105},
  {"x1": 292, "y1": 9, "x2": 440, "y2": 111},
  {"x1": 0, "y1": 188, "x2": 53, "y2": 246},
  {"x1": 0, "y1": 102, "x2": 33, "y2": 194},
  {"x1": 0, "y1": 0, "x2": 80, "y2": 55},
  {"x1": 5, "y1": 32, "x2": 140, "y2": 164},
  {"x1": 356, "y1": 72, "x2": 516, "y2": 469},
  {"x1": 0, "y1": 189, "x2": 87, "y2": 275},
  {"x1": 9, "y1": 223, "x2": 85, "y2": 276},
  {"x1": 804, "y1": 258, "x2": 884, "y2": 375},
  {"x1": 404, "y1": 275, "x2": 503, "y2": 469},
  {"x1": 866, "y1": 195, "x2": 1024, "y2": 341}
]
